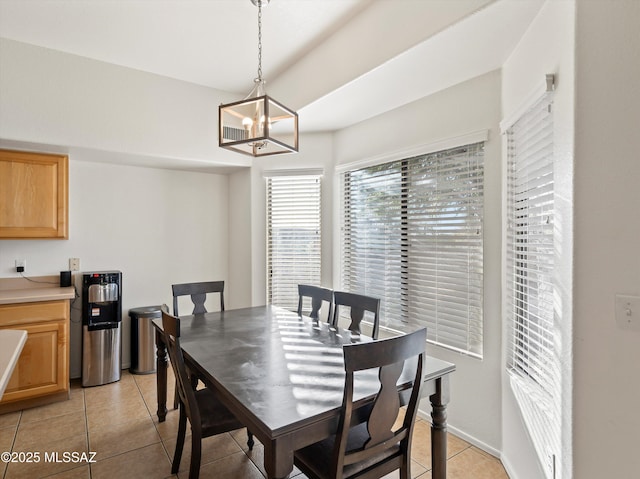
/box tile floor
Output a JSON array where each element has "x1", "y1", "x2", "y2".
[{"x1": 0, "y1": 370, "x2": 508, "y2": 479}]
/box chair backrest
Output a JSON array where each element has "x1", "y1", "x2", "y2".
[
  {"x1": 160, "y1": 305, "x2": 202, "y2": 430},
  {"x1": 297, "y1": 284, "x2": 334, "y2": 322},
  {"x1": 172, "y1": 280, "x2": 225, "y2": 315},
  {"x1": 332, "y1": 328, "x2": 427, "y2": 478},
  {"x1": 332, "y1": 291, "x2": 381, "y2": 339}
]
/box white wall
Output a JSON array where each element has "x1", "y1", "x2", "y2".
[
  {"x1": 333, "y1": 70, "x2": 504, "y2": 454},
  {"x1": 574, "y1": 1, "x2": 640, "y2": 477},
  {"x1": 0, "y1": 159, "x2": 230, "y2": 377},
  {"x1": 0, "y1": 38, "x2": 250, "y2": 169},
  {"x1": 501, "y1": 2, "x2": 575, "y2": 478}
]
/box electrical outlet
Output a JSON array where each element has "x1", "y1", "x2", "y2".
[
  {"x1": 69, "y1": 258, "x2": 80, "y2": 271},
  {"x1": 15, "y1": 259, "x2": 26, "y2": 273}
]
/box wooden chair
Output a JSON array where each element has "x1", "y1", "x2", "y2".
[
  {"x1": 332, "y1": 291, "x2": 381, "y2": 339},
  {"x1": 297, "y1": 284, "x2": 334, "y2": 322},
  {"x1": 294, "y1": 328, "x2": 427, "y2": 479},
  {"x1": 172, "y1": 280, "x2": 225, "y2": 316},
  {"x1": 171, "y1": 280, "x2": 225, "y2": 408},
  {"x1": 160, "y1": 306, "x2": 253, "y2": 479}
]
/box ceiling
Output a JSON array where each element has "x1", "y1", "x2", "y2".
[{"x1": 0, "y1": 0, "x2": 544, "y2": 134}]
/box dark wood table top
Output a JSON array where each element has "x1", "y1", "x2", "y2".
[
  {"x1": 153, "y1": 304, "x2": 456, "y2": 479},
  {"x1": 156, "y1": 305, "x2": 454, "y2": 434}
]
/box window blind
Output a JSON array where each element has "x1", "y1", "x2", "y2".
[
  {"x1": 341, "y1": 143, "x2": 484, "y2": 357},
  {"x1": 267, "y1": 175, "x2": 322, "y2": 311},
  {"x1": 505, "y1": 92, "x2": 560, "y2": 478}
]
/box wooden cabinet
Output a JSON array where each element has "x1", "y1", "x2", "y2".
[
  {"x1": 0, "y1": 300, "x2": 70, "y2": 412},
  {"x1": 0, "y1": 149, "x2": 69, "y2": 239}
]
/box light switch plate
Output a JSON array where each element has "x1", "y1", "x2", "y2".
[{"x1": 615, "y1": 294, "x2": 640, "y2": 330}]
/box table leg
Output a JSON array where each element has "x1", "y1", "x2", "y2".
[
  {"x1": 430, "y1": 375, "x2": 450, "y2": 479},
  {"x1": 155, "y1": 328, "x2": 168, "y2": 422},
  {"x1": 264, "y1": 438, "x2": 294, "y2": 479}
]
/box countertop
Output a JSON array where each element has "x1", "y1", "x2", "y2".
[
  {"x1": 0, "y1": 276, "x2": 76, "y2": 305},
  {"x1": 0, "y1": 329, "x2": 27, "y2": 399}
]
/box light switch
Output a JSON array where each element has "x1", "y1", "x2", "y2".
[{"x1": 615, "y1": 294, "x2": 640, "y2": 330}]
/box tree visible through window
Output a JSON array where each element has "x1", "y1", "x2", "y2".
[{"x1": 341, "y1": 143, "x2": 484, "y2": 357}]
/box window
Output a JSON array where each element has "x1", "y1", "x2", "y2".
[
  {"x1": 505, "y1": 91, "x2": 560, "y2": 477},
  {"x1": 267, "y1": 174, "x2": 322, "y2": 311},
  {"x1": 341, "y1": 143, "x2": 484, "y2": 357}
]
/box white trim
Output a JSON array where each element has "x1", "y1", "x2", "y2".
[
  {"x1": 335, "y1": 129, "x2": 489, "y2": 174},
  {"x1": 500, "y1": 73, "x2": 555, "y2": 133},
  {"x1": 262, "y1": 168, "x2": 323, "y2": 178}
]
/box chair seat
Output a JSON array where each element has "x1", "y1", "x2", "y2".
[
  {"x1": 294, "y1": 422, "x2": 402, "y2": 479},
  {"x1": 195, "y1": 388, "x2": 245, "y2": 435}
]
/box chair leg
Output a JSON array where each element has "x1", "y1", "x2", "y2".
[
  {"x1": 190, "y1": 428, "x2": 202, "y2": 479},
  {"x1": 400, "y1": 453, "x2": 411, "y2": 479},
  {"x1": 247, "y1": 430, "x2": 254, "y2": 451},
  {"x1": 173, "y1": 381, "x2": 179, "y2": 409},
  {"x1": 172, "y1": 405, "x2": 188, "y2": 474}
]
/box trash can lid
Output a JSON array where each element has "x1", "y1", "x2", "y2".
[{"x1": 129, "y1": 305, "x2": 163, "y2": 318}]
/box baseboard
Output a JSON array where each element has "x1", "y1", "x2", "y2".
[
  {"x1": 416, "y1": 407, "x2": 502, "y2": 459},
  {"x1": 500, "y1": 454, "x2": 518, "y2": 479}
]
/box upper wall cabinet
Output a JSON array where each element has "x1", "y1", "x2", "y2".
[{"x1": 0, "y1": 149, "x2": 69, "y2": 239}]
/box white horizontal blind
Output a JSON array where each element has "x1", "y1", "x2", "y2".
[
  {"x1": 342, "y1": 163, "x2": 405, "y2": 326},
  {"x1": 267, "y1": 175, "x2": 321, "y2": 311},
  {"x1": 341, "y1": 143, "x2": 484, "y2": 356},
  {"x1": 505, "y1": 92, "x2": 560, "y2": 478},
  {"x1": 407, "y1": 145, "x2": 484, "y2": 355}
]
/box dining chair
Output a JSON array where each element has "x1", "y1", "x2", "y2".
[
  {"x1": 294, "y1": 328, "x2": 427, "y2": 479},
  {"x1": 172, "y1": 280, "x2": 225, "y2": 316},
  {"x1": 332, "y1": 291, "x2": 381, "y2": 339},
  {"x1": 297, "y1": 284, "x2": 334, "y2": 323},
  {"x1": 160, "y1": 305, "x2": 254, "y2": 479},
  {"x1": 171, "y1": 280, "x2": 225, "y2": 408}
]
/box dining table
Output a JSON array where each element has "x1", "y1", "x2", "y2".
[{"x1": 152, "y1": 305, "x2": 455, "y2": 479}]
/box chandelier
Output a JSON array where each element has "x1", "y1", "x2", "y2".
[{"x1": 218, "y1": 0, "x2": 298, "y2": 157}]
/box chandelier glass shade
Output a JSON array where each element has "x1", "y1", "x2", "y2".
[{"x1": 218, "y1": 0, "x2": 298, "y2": 157}]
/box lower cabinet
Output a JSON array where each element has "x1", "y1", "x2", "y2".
[{"x1": 0, "y1": 300, "x2": 70, "y2": 411}]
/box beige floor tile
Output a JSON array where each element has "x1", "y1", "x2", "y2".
[
  {"x1": 88, "y1": 414, "x2": 161, "y2": 461},
  {"x1": 0, "y1": 411, "x2": 21, "y2": 429},
  {"x1": 44, "y1": 464, "x2": 90, "y2": 478},
  {"x1": 90, "y1": 442, "x2": 173, "y2": 479},
  {"x1": 20, "y1": 386, "x2": 85, "y2": 424},
  {"x1": 13, "y1": 411, "x2": 86, "y2": 451},
  {"x1": 0, "y1": 424, "x2": 16, "y2": 476},
  {"x1": 5, "y1": 433, "x2": 87, "y2": 479},
  {"x1": 190, "y1": 450, "x2": 264, "y2": 479},
  {"x1": 446, "y1": 447, "x2": 509, "y2": 479},
  {"x1": 1, "y1": 423, "x2": 17, "y2": 449},
  {"x1": 87, "y1": 395, "x2": 151, "y2": 431},
  {"x1": 83, "y1": 381, "x2": 141, "y2": 411}
]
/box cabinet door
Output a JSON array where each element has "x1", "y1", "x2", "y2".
[
  {"x1": 0, "y1": 319, "x2": 69, "y2": 404},
  {"x1": 0, "y1": 149, "x2": 69, "y2": 239}
]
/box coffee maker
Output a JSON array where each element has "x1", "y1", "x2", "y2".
[{"x1": 81, "y1": 271, "x2": 122, "y2": 387}]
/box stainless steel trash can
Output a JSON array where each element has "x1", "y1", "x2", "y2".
[{"x1": 129, "y1": 305, "x2": 161, "y2": 374}]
